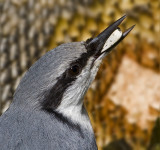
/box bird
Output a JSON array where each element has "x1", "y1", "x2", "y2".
[{"x1": 0, "y1": 15, "x2": 134, "y2": 150}]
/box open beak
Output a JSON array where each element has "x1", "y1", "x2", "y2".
[{"x1": 86, "y1": 15, "x2": 135, "y2": 57}]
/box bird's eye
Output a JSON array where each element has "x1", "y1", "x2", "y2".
[{"x1": 68, "y1": 64, "x2": 81, "y2": 77}]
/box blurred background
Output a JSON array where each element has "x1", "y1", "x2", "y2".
[{"x1": 0, "y1": 0, "x2": 160, "y2": 149}]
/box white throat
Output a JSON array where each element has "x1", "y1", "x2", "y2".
[{"x1": 56, "y1": 104, "x2": 93, "y2": 132}]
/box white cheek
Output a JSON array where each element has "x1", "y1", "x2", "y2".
[
  {"x1": 101, "y1": 29, "x2": 122, "y2": 53},
  {"x1": 56, "y1": 58, "x2": 95, "y2": 131}
]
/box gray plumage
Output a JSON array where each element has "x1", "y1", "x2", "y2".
[
  {"x1": 0, "y1": 104, "x2": 96, "y2": 150},
  {"x1": 0, "y1": 42, "x2": 97, "y2": 150},
  {"x1": 0, "y1": 15, "x2": 134, "y2": 150}
]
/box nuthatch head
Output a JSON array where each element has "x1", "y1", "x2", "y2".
[{"x1": 13, "y1": 15, "x2": 134, "y2": 130}]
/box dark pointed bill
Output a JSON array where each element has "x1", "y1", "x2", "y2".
[{"x1": 86, "y1": 15, "x2": 135, "y2": 57}]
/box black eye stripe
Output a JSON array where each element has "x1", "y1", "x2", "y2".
[
  {"x1": 70, "y1": 54, "x2": 87, "y2": 68},
  {"x1": 41, "y1": 43, "x2": 95, "y2": 112}
]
